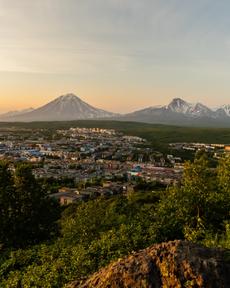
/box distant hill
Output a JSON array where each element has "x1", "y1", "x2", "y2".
[
  {"x1": 0, "y1": 108, "x2": 34, "y2": 118},
  {"x1": 0, "y1": 120, "x2": 230, "y2": 153},
  {"x1": 1, "y1": 95, "x2": 230, "y2": 126},
  {"x1": 0, "y1": 94, "x2": 116, "y2": 122},
  {"x1": 118, "y1": 98, "x2": 230, "y2": 127},
  {"x1": 67, "y1": 240, "x2": 230, "y2": 288}
]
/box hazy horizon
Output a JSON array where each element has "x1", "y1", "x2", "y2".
[
  {"x1": 1, "y1": 0, "x2": 230, "y2": 113},
  {"x1": 0, "y1": 93, "x2": 228, "y2": 115}
]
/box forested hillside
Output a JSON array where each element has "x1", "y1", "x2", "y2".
[
  {"x1": 0, "y1": 153, "x2": 230, "y2": 287},
  {"x1": 1, "y1": 120, "x2": 230, "y2": 147}
]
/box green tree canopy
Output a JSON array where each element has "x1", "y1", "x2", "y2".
[{"x1": 0, "y1": 162, "x2": 60, "y2": 248}]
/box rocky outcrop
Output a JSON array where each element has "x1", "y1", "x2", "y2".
[{"x1": 67, "y1": 240, "x2": 230, "y2": 288}]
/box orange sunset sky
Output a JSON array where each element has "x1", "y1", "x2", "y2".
[{"x1": 1, "y1": 0, "x2": 230, "y2": 113}]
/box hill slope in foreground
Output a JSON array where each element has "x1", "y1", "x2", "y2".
[{"x1": 67, "y1": 240, "x2": 230, "y2": 288}]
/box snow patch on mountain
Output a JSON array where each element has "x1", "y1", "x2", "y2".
[
  {"x1": 166, "y1": 98, "x2": 194, "y2": 114},
  {"x1": 215, "y1": 105, "x2": 230, "y2": 117}
]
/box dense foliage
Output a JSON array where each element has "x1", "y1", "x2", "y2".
[
  {"x1": 0, "y1": 162, "x2": 60, "y2": 247},
  {"x1": 0, "y1": 154, "x2": 230, "y2": 287}
]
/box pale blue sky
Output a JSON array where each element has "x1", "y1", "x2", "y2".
[{"x1": 0, "y1": 0, "x2": 230, "y2": 112}]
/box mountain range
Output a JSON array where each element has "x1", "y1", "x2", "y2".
[
  {"x1": 119, "y1": 98, "x2": 230, "y2": 126},
  {"x1": 0, "y1": 94, "x2": 230, "y2": 127}
]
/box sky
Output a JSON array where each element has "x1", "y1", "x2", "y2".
[{"x1": 0, "y1": 0, "x2": 230, "y2": 113}]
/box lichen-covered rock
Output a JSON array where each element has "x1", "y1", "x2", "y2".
[{"x1": 67, "y1": 240, "x2": 230, "y2": 288}]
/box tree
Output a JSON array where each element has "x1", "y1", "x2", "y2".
[
  {"x1": 182, "y1": 154, "x2": 215, "y2": 221},
  {"x1": 0, "y1": 161, "x2": 15, "y2": 245},
  {"x1": 153, "y1": 153, "x2": 230, "y2": 242},
  {"x1": 0, "y1": 162, "x2": 60, "y2": 247},
  {"x1": 217, "y1": 155, "x2": 230, "y2": 194},
  {"x1": 9, "y1": 163, "x2": 60, "y2": 247}
]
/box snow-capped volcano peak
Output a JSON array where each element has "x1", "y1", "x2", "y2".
[
  {"x1": 57, "y1": 93, "x2": 81, "y2": 101},
  {"x1": 120, "y1": 97, "x2": 230, "y2": 126},
  {"x1": 165, "y1": 98, "x2": 213, "y2": 117},
  {"x1": 167, "y1": 98, "x2": 193, "y2": 114},
  {"x1": 190, "y1": 102, "x2": 213, "y2": 117},
  {"x1": 49, "y1": 93, "x2": 86, "y2": 110},
  {"x1": 222, "y1": 105, "x2": 230, "y2": 116},
  {"x1": 214, "y1": 104, "x2": 230, "y2": 118},
  {"x1": 0, "y1": 93, "x2": 116, "y2": 122}
]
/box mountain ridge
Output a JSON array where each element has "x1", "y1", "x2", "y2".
[
  {"x1": 0, "y1": 94, "x2": 230, "y2": 126},
  {"x1": 0, "y1": 108, "x2": 34, "y2": 118},
  {"x1": 0, "y1": 93, "x2": 117, "y2": 122},
  {"x1": 119, "y1": 97, "x2": 230, "y2": 126}
]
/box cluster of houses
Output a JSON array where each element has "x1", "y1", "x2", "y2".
[
  {"x1": 127, "y1": 164, "x2": 182, "y2": 186},
  {"x1": 169, "y1": 142, "x2": 230, "y2": 156},
  {"x1": 4, "y1": 127, "x2": 230, "y2": 206},
  {"x1": 50, "y1": 182, "x2": 126, "y2": 205}
]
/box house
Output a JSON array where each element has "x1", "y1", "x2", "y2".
[
  {"x1": 58, "y1": 187, "x2": 79, "y2": 193},
  {"x1": 50, "y1": 188, "x2": 86, "y2": 205},
  {"x1": 225, "y1": 145, "x2": 230, "y2": 152}
]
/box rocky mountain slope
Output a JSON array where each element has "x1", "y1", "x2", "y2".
[
  {"x1": 1, "y1": 95, "x2": 230, "y2": 126},
  {"x1": 0, "y1": 94, "x2": 116, "y2": 122},
  {"x1": 120, "y1": 98, "x2": 230, "y2": 126},
  {"x1": 67, "y1": 240, "x2": 230, "y2": 288}
]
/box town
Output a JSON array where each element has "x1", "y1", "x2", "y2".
[{"x1": 0, "y1": 126, "x2": 229, "y2": 205}]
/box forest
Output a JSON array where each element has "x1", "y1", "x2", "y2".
[
  {"x1": 1, "y1": 120, "x2": 230, "y2": 147},
  {"x1": 0, "y1": 152, "x2": 230, "y2": 287}
]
